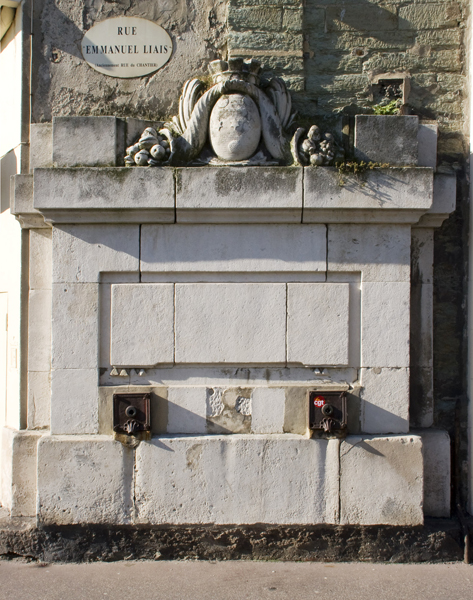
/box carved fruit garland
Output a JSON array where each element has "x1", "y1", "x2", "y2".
[{"x1": 124, "y1": 58, "x2": 337, "y2": 167}]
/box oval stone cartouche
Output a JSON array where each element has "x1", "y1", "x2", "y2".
[{"x1": 209, "y1": 94, "x2": 262, "y2": 161}]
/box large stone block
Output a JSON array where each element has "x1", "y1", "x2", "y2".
[
  {"x1": 354, "y1": 116, "x2": 419, "y2": 166},
  {"x1": 52, "y1": 117, "x2": 123, "y2": 167},
  {"x1": 175, "y1": 283, "x2": 286, "y2": 364},
  {"x1": 0, "y1": 428, "x2": 41, "y2": 517},
  {"x1": 51, "y1": 283, "x2": 98, "y2": 369},
  {"x1": 328, "y1": 224, "x2": 411, "y2": 282},
  {"x1": 287, "y1": 283, "x2": 349, "y2": 366},
  {"x1": 326, "y1": 5, "x2": 398, "y2": 32},
  {"x1": 135, "y1": 435, "x2": 340, "y2": 524},
  {"x1": 33, "y1": 168, "x2": 174, "y2": 224},
  {"x1": 141, "y1": 224, "x2": 326, "y2": 275},
  {"x1": 251, "y1": 388, "x2": 285, "y2": 434},
  {"x1": 340, "y1": 435, "x2": 423, "y2": 525},
  {"x1": 360, "y1": 368, "x2": 409, "y2": 434},
  {"x1": 167, "y1": 387, "x2": 207, "y2": 434},
  {"x1": 399, "y1": 3, "x2": 462, "y2": 30},
  {"x1": 361, "y1": 282, "x2": 410, "y2": 368},
  {"x1": 50, "y1": 369, "x2": 99, "y2": 435},
  {"x1": 37, "y1": 436, "x2": 133, "y2": 524},
  {"x1": 420, "y1": 429, "x2": 451, "y2": 518},
  {"x1": 303, "y1": 167, "x2": 433, "y2": 223},
  {"x1": 30, "y1": 123, "x2": 53, "y2": 171},
  {"x1": 52, "y1": 225, "x2": 139, "y2": 283},
  {"x1": 175, "y1": 167, "x2": 302, "y2": 223},
  {"x1": 110, "y1": 284, "x2": 174, "y2": 367}
]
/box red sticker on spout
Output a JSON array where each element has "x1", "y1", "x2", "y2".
[{"x1": 313, "y1": 396, "x2": 326, "y2": 407}]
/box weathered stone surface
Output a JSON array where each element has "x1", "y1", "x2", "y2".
[
  {"x1": 10, "y1": 174, "x2": 45, "y2": 228},
  {"x1": 52, "y1": 117, "x2": 121, "y2": 168},
  {"x1": 251, "y1": 388, "x2": 285, "y2": 434},
  {"x1": 362, "y1": 49, "x2": 462, "y2": 75},
  {"x1": 282, "y1": 8, "x2": 303, "y2": 32},
  {"x1": 0, "y1": 519, "x2": 464, "y2": 562},
  {"x1": 29, "y1": 123, "x2": 52, "y2": 171},
  {"x1": 27, "y1": 371, "x2": 51, "y2": 431},
  {"x1": 28, "y1": 289, "x2": 51, "y2": 372},
  {"x1": 340, "y1": 435, "x2": 423, "y2": 525},
  {"x1": 399, "y1": 4, "x2": 462, "y2": 30},
  {"x1": 31, "y1": 0, "x2": 228, "y2": 124},
  {"x1": 0, "y1": 428, "x2": 41, "y2": 517},
  {"x1": 176, "y1": 167, "x2": 302, "y2": 223},
  {"x1": 206, "y1": 387, "x2": 252, "y2": 434},
  {"x1": 420, "y1": 429, "x2": 451, "y2": 518},
  {"x1": 360, "y1": 368, "x2": 409, "y2": 434},
  {"x1": 228, "y1": 31, "x2": 303, "y2": 52},
  {"x1": 135, "y1": 435, "x2": 340, "y2": 524},
  {"x1": 228, "y1": 7, "x2": 282, "y2": 32},
  {"x1": 304, "y1": 168, "x2": 433, "y2": 224},
  {"x1": 418, "y1": 174, "x2": 457, "y2": 228},
  {"x1": 328, "y1": 224, "x2": 411, "y2": 282},
  {"x1": 34, "y1": 168, "x2": 174, "y2": 223},
  {"x1": 287, "y1": 283, "x2": 349, "y2": 366},
  {"x1": 52, "y1": 225, "x2": 139, "y2": 283},
  {"x1": 51, "y1": 283, "x2": 98, "y2": 369},
  {"x1": 283, "y1": 387, "x2": 309, "y2": 435},
  {"x1": 37, "y1": 436, "x2": 133, "y2": 525},
  {"x1": 175, "y1": 283, "x2": 286, "y2": 364},
  {"x1": 326, "y1": 5, "x2": 398, "y2": 32},
  {"x1": 141, "y1": 224, "x2": 326, "y2": 274},
  {"x1": 418, "y1": 122, "x2": 438, "y2": 169},
  {"x1": 167, "y1": 388, "x2": 207, "y2": 434},
  {"x1": 29, "y1": 229, "x2": 52, "y2": 291},
  {"x1": 410, "y1": 366, "x2": 434, "y2": 429},
  {"x1": 354, "y1": 116, "x2": 419, "y2": 166},
  {"x1": 412, "y1": 228, "x2": 434, "y2": 285},
  {"x1": 110, "y1": 284, "x2": 174, "y2": 367},
  {"x1": 361, "y1": 282, "x2": 410, "y2": 368},
  {"x1": 50, "y1": 369, "x2": 99, "y2": 435}
]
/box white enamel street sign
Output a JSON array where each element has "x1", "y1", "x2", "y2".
[{"x1": 81, "y1": 16, "x2": 172, "y2": 78}]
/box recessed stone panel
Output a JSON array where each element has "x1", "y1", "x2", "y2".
[
  {"x1": 287, "y1": 283, "x2": 350, "y2": 366},
  {"x1": 110, "y1": 283, "x2": 174, "y2": 367},
  {"x1": 175, "y1": 283, "x2": 286, "y2": 364}
]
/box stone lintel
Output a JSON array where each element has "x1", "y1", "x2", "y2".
[{"x1": 27, "y1": 166, "x2": 441, "y2": 226}]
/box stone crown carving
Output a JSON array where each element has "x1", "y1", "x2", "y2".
[{"x1": 125, "y1": 58, "x2": 335, "y2": 167}]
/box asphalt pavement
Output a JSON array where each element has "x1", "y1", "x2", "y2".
[{"x1": 0, "y1": 560, "x2": 471, "y2": 600}]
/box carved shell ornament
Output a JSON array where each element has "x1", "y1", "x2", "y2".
[{"x1": 124, "y1": 58, "x2": 337, "y2": 167}]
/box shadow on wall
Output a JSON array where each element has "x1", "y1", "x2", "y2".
[
  {"x1": 0, "y1": 149, "x2": 17, "y2": 213},
  {"x1": 301, "y1": 0, "x2": 460, "y2": 128}
]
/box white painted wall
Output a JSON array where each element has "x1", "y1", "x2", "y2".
[{"x1": 0, "y1": 4, "x2": 24, "y2": 508}]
